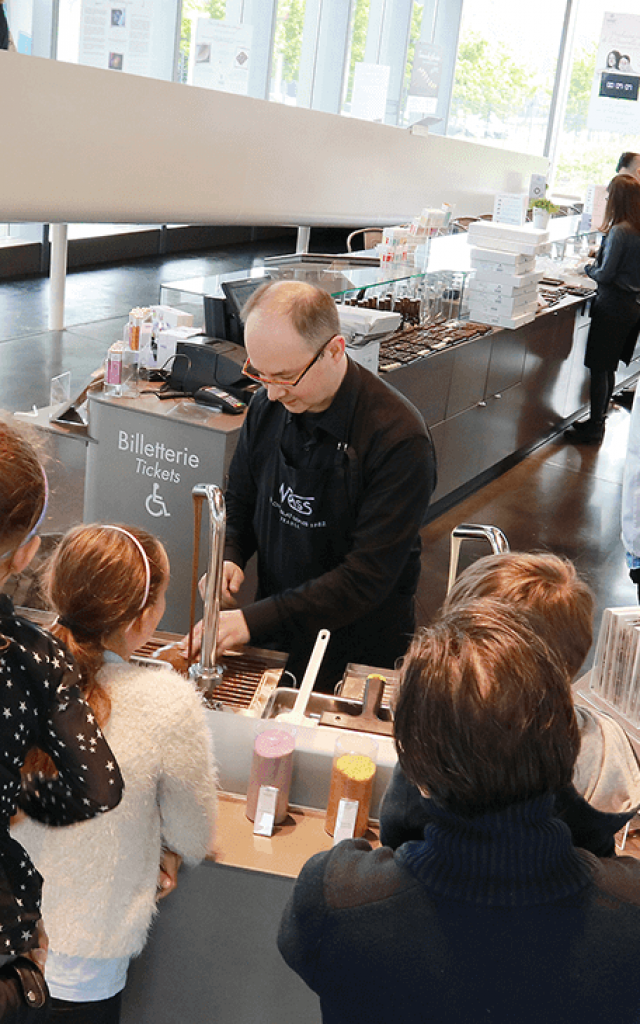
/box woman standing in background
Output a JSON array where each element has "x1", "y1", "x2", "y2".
[{"x1": 564, "y1": 174, "x2": 640, "y2": 444}]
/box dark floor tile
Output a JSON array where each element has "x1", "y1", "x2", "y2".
[{"x1": 0, "y1": 330, "x2": 106, "y2": 412}]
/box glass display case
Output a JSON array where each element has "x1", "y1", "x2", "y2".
[{"x1": 159, "y1": 258, "x2": 429, "y2": 317}]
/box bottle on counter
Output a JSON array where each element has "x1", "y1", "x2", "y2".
[
  {"x1": 104, "y1": 341, "x2": 124, "y2": 396},
  {"x1": 127, "y1": 308, "x2": 144, "y2": 353}
]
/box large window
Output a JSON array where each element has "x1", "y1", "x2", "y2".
[
  {"x1": 448, "y1": 0, "x2": 566, "y2": 154},
  {"x1": 270, "y1": 0, "x2": 306, "y2": 104},
  {"x1": 554, "y1": 0, "x2": 640, "y2": 198},
  {"x1": 6, "y1": 0, "x2": 637, "y2": 250}
]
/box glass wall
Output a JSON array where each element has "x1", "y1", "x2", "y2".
[
  {"x1": 554, "y1": 0, "x2": 640, "y2": 199},
  {"x1": 6, "y1": 0, "x2": 637, "y2": 250},
  {"x1": 270, "y1": 0, "x2": 305, "y2": 104},
  {"x1": 448, "y1": 0, "x2": 566, "y2": 154}
]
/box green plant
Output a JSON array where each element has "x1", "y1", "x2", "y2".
[{"x1": 529, "y1": 196, "x2": 560, "y2": 213}]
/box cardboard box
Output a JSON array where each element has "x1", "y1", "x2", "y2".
[
  {"x1": 468, "y1": 220, "x2": 549, "y2": 245},
  {"x1": 470, "y1": 246, "x2": 536, "y2": 270},
  {"x1": 152, "y1": 305, "x2": 195, "y2": 329},
  {"x1": 469, "y1": 271, "x2": 543, "y2": 295},
  {"x1": 466, "y1": 308, "x2": 537, "y2": 330},
  {"x1": 468, "y1": 289, "x2": 538, "y2": 315},
  {"x1": 469, "y1": 234, "x2": 547, "y2": 256},
  {"x1": 346, "y1": 341, "x2": 379, "y2": 374},
  {"x1": 469, "y1": 296, "x2": 538, "y2": 318},
  {"x1": 468, "y1": 268, "x2": 540, "y2": 288},
  {"x1": 155, "y1": 326, "x2": 203, "y2": 367}
]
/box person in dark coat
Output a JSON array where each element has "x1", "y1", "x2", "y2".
[
  {"x1": 279, "y1": 600, "x2": 640, "y2": 1024},
  {"x1": 565, "y1": 174, "x2": 640, "y2": 444}
]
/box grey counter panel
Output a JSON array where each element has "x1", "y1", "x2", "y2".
[
  {"x1": 84, "y1": 395, "x2": 242, "y2": 633},
  {"x1": 383, "y1": 299, "x2": 636, "y2": 517},
  {"x1": 122, "y1": 861, "x2": 320, "y2": 1024},
  {"x1": 384, "y1": 347, "x2": 453, "y2": 427},
  {"x1": 445, "y1": 333, "x2": 492, "y2": 419},
  {"x1": 485, "y1": 331, "x2": 526, "y2": 397}
]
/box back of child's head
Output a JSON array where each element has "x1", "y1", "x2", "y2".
[
  {"x1": 0, "y1": 419, "x2": 47, "y2": 565},
  {"x1": 41, "y1": 524, "x2": 168, "y2": 722},
  {"x1": 443, "y1": 551, "x2": 594, "y2": 680}
]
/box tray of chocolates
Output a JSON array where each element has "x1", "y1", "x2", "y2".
[{"x1": 378, "y1": 320, "x2": 493, "y2": 372}]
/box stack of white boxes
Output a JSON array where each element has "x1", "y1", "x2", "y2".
[{"x1": 467, "y1": 221, "x2": 549, "y2": 330}]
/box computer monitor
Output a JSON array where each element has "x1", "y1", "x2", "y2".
[{"x1": 203, "y1": 275, "x2": 270, "y2": 345}]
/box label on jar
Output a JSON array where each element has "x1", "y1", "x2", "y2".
[
  {"x1": 253, "y1": 785, "x2": 279, "y2": 837},
  {"x1": 333, "y1": 799, "x2": 359, "y2": 844}
]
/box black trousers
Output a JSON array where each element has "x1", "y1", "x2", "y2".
[
  {"x1": 589, "y1": 369, "x2": 616, "y2": 425},
  {"x1": 48, "y1": 992, "x2": 122, "y2": 1024}
]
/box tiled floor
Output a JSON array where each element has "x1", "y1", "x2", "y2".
[
  {"x1": 1, "y1": 239, "x2": 638, "y2": 669},
  {"x1": 414, "y1": 399, "x2": 638, "y2": 669}
]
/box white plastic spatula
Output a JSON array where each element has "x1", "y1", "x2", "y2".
[{"x1": 276, "y1": 628, "x2": 331, "y2": 725}]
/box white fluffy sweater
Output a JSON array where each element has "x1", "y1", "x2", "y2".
[{"x1": 13, "y1": 657, "x2": 218, "y2": 959}]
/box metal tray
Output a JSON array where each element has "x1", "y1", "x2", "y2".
[{"x1": 262, "y1": 686, "x2": 393, "y2": 730}]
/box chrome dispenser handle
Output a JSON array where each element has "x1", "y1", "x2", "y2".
[
  {"x1": 189, "y1": 483, "x2": 226, "y2": 692},
  {"x1": 447, "y1": 523, "x2": 509, "y2": 595}
]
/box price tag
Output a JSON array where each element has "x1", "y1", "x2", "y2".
[
  {"x1": 253, "y1": 786, "x2": 278, "y2": 837},
  {"x1": 333, "y1": 798, "x2": 359, "y2": 845},
  {"x1": 493, "y1": 192, "x2": 528, "y2": 226}
]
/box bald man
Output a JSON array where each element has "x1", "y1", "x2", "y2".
[{"x1": 213, "y1": 280, "x2": 436, "y2": 692}]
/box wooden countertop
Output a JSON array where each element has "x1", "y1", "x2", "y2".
[{"x1": 211, "y1": 792, "x2": 380, "y2": 879}]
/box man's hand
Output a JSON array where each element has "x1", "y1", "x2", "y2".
[
  {"x1": 217, "y1": 609, "x2": 250, "y2": 652},
  {"x1": 179, "y1": 561, "x2": 246, "y2": 657},
  {"x1": 198, "y1": 561, "x2": 244, "y2": 609},
  {"x1": 157, "y1": 849, "x2": 182, "y2": 901},
  {"x1": 220, "y1": 561, "x2": 245, "y2": 606},
  {"x1": 178, "y1": 607, "x2": 250, "y2": 658}
]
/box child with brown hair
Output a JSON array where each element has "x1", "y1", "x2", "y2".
[
  {"x1": 380, "y1": 551, "x2": 640, "y2": 856},
  {"x1": 14, "y1": 522, "x2": 218, "y2": 1024},
  {"x1": 0, "y1": 419, "x2": 123, "y2": 1006}
]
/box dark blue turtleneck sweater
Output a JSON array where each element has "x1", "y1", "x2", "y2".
[{"x1": 279, "y1": 795, "x2": 640, "y2": 1024}]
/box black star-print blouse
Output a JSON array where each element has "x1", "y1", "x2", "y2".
[{"x1": 0, "y1": 595, "x2": 124, "y2": 955}]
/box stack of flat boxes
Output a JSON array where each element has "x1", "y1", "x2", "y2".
[{"x1": 467, "y1": 221, "x2": 550, "y2": 330}]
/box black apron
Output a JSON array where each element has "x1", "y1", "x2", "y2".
[{"x1": 252, "y1": 415, "x2": 414, "y2": 691}]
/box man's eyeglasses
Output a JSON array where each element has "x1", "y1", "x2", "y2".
[{"x1": 242, "y1": 336, "x2": 336, "y2": 388}]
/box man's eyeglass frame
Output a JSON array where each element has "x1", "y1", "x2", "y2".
[{"x1": 242, "y1": 335, "x2": 337, "y2": 388}]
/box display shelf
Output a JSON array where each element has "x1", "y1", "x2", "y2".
[{"x1": 159, "y1": 259, "x2": 428, "y2": 314}]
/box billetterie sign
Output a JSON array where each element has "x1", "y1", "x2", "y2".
[{"x1": 118, "y1": 430, "x2": 200, "y2": 483}]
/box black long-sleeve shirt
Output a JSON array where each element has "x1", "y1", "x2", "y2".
[
  {"x1": 0, "y1": 595, "x2": 124, "y2": 954},
  {"x1": 586, "y1": 224, "x2": 640, "y2": 294},
  {"x1": 224, "y1": 358, "x2": 436, "y2": 683}
]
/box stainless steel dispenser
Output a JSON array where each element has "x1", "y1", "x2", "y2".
[{"x1": 188, "y1": 482, "x2": 226, "y2": 693}]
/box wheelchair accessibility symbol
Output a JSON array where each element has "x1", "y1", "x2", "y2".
[{"x1": 145, "y1": 483, "x2": 171, "y2": 518}]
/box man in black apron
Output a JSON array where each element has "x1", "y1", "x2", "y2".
[{"x1": 214, "y1": 280, "x2": 436, "y2": 692}]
